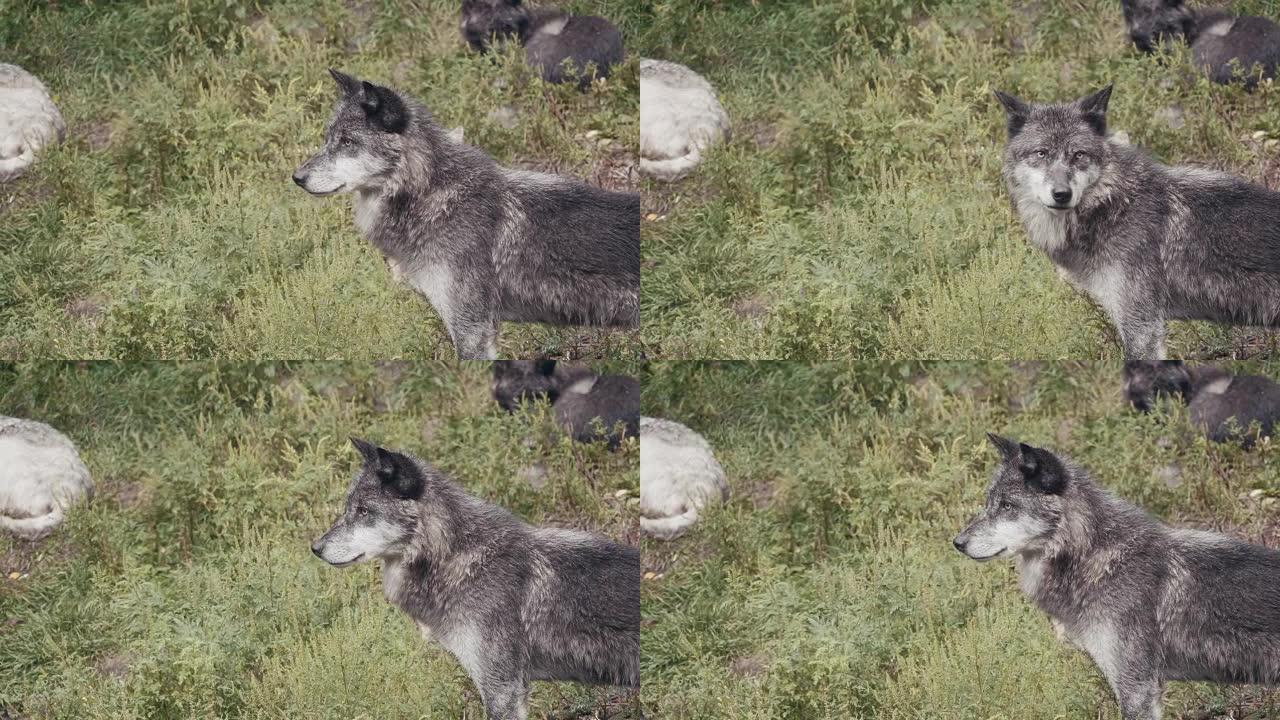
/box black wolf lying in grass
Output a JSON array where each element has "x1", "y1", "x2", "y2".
[
  {"x1": 1122, "y1": 0, "x2": 1280, "y2": 88},
  {"x1": 491, "y1": 359, "x2": 639, "y2": 448},
  {"x1": 1123, "y1": 359, "x2": 1280, "y2": 446},
  {"x1": 460, "y1": 0, "x2": 624, "y2": 88},
  {"x1": 292, "y1": 70, "x2": 639, "y2": 359},
  {"x1": 312, "y1": 438, "x2": 640, "y2": 720},
  {"x1": 956, "y1": 434, "x2": 1280, "y2": 720}
]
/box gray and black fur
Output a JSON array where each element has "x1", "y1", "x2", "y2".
[
  {"x1": 293, "y1": 69, "x2": 639, "y2": 360},
  {"x1": 460, "y1": 0, "x2": 624, "y2": 88},
  {"x1": 312, "y1": 438, "x2": 640, "y2": 720},
  {"x1": 492, "y1": 359, "x2": 639, "y2": 448},
  {"x1": 1121, "y1": 0, "x2": 1280, "y2": 87},
  {"x1": 955, "y1": 434, "x2": 1280, "y2": 720},
  {"x1": 1124, "y1": 359, "x2": 1280, "y2": 445},
  {"x1": 996, "y1": 85, "x2": 1280, "y2": 359}
]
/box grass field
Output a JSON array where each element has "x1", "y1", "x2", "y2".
[
  {"x1": 0, "y1": 0, "x2": 644, "y2": 361},
  {"x1": 641, "y1": 360, "x2": 1280, "y2": 718},
  {"x1": 0, "y1": 361, "x2": 640, "y2": 719},
  {"x1": 639, "y1": 0, "x2": 1280, "y2": 359}
]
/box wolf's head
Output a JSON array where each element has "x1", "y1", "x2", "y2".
[
  {"x1": 311, "y1": 438, "x2": 430, "y2": 566},
  {"x1": 460, "y1": 0, "x2": 529, "y2": 52},
  {"x1": 996, "y1": 86, "x2": 1112, "y2": 214},
  {"x1": 292, "y1": 69, "x2": 413, "y2": 197},
  {"x1": 492, "y1": 359, "x2": 563, "y2": 412},
  {"x1": 1121, "y1": 0, "x2": 1195, "y2": 53},
  {"x1": 953, "y1": 435, "x2": 1069, "y2": 561},
  {"x1": 1123, "y1": 359, "x2": 1192, "y2": 412}
]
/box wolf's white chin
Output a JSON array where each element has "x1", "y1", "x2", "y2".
[
  {"x1": 324, "y1": 552, "x2": 365, "y2": 567},
  {"x1": 968, "y1": 547, "x2": 1007, "y2": 561},
  {"x1": 307, "y1": 184, "x2": 346, "y2": 196}
]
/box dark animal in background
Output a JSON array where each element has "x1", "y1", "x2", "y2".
[
  {"x1": 996, "y1": 85, "x2": 1280, "y2": 360},
  {"x1": 492, "y1": 359, "x2": 639, "y2": 448},
  {"x1": 955, "y1": 434, "x2": 1280, "y2": 720},
  {"x1": 1123, "y1": 360, "x2": 1280, "y2": 446},
  {"x1": 1121, "y1": 0, "x2": 1280, "y2": 87},
  {"x1": 313, "y1": 438, "x2": 640, "y2": 720},
  {"x1": 292, "y1": 70, "x2": 640, "y2": 360},
  {"x1": 460, "y1": 0, "x2": 625, "y2": 88}
]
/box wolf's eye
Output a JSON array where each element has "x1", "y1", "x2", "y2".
[
  {"x1": 339, "y1": 135, "x2": 352, "y2": 147},
  {"x1": 999, "y1": 500, "x2": 1013, "y2": 512},
  {"x1": 1034, "y1": 149, "x2": 1048, "y2": 159},
  {"x1": 1073, "y1": 151, "x2": 1088, "y2": 163},
  {"x1": 356, "y1": 505, "x2": 368, "y2": 517}
]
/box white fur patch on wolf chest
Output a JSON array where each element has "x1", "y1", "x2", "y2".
[
  {"x1": 1067, "y1": 264, "x2": 1127, "y2": 322},
  {"x1": 403, "y1": 264, "x2": 456, "y2": 325},
  {"x1": 352, "y1": 190, "x2": 384, "y2": 237}
]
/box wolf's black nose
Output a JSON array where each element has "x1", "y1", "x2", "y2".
[
  {"x1": 952, "y1": 537, "x2": 967, "y2": 552},
  {"x1": 310, "y1": 543, "x2": 323, "y2": 558},
  {"x1": 292, "y1": 173, "x2": 307, "y2": 188},
  {"x1": 1051, "y1": 189, "x2": 1072, "y2": 205}
]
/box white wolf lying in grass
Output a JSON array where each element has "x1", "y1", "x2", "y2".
[
  {"x1": 640, "y1": 59, "x2": 730, "y2": 182},
  {"x1": 639, "y1": 417, "x2": 728, "y2": 539},
  {"x1": 0, "y1": 416, "x2": 93, "y2": 538},
  {"x1": 0, "y1": 64, "x2": 66, "y2": 182}
]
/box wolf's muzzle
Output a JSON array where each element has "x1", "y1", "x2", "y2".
[{"x1": 292, "y1": 173, "x2": 308, "y2": 188}]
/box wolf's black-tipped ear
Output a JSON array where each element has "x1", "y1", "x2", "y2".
[
  {"x1": 986, "y1": 433, "x2": 1021, "y2": 459},
  {"x1": 350, "y1": 436, "x2": 379, "y2": 462},
  {"x1": 373, "y1": 447, "x2": 424, "y2": 500},
  {"x1": 993, "y1": 90, "x2": 1030, "y2": 137},
  {"x1": 1018, "y1": 442, "x2": 1067, "y2": 495},
  {"x1": 329, "y1": 68, "x2": 363, "y2": 97},
  {"x1": 359, "y1": 81, "x2": 409, "y2": 134},
  {"x1": 1076, "y1": 85, "x2": 1112, "y2": 136},
  {"x1": 534, "y1": 358, "x2": 557, "y2": 376}
]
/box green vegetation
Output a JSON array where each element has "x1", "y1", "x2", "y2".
[
  {"x1": 639, "y1": 0, "x2": 1280, "y2": 359},
  {"x1": 0, "y1": 361, "x2": 639, "y2": 718},
  {"x1": 0, "y1": 0, "x2": 644, "y2": 360},
  {"x1": 641, "y1": 360, "x2": 1280, "y2": 718}
]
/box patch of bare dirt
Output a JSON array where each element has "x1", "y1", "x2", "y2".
[
  {"x1": 79, "y1": 118, "x2": 115, "y2": 152},
  {"x1": 94, "y1": 652, "x2": 131, "y2": 681},
  {"x1": 730, "y1": 293, "x2": 771, "y2": 329},
  {"x1": 742, "y1": 118, "x2": 779, "y2": 151},
  {"x1": 64, "y1": 294, "x2": 108, "y2": 326},
  {"x1": 729, "y1": 653, "x2": 769, "y2": 678},
  {"x1": 0, "y1": 530, "x2": 78, "y2": 587},
  {"x1": 1188, "y1": 327, "x2": 1280, "y2": 361},
  {"x1": 104, "y1": 477, "x2": 146, "y2": 510},
  {"x1": 0, "y1": 174, "x2": 53, "y2": 218}
]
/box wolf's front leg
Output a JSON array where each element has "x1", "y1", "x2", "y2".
[
  {"x1": 1118, "y1": 315, "x2": 1167, "y2": 361},
  {"x1": 1112, "y1": 676, "x2": 1163, "y2": 720},
  {"x1": 477, "y1": 678, "x2": 529, "y2": 720},
  {"x1": 436, "y1": 284, "x2": 499, "y2": 360},
  {"x1": 448, "y1": 314, "x2": 500, "y2": 360}
]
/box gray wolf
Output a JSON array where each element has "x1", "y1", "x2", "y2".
[
  {"x1": 0, "y1": 416, "x2": 93, "y2": 538},
  {"x1": 460, "y1": 0, "x2": 624, "y2": 88},
  {"x1": 292, "y1": 69, "x2": 640, "y2": 360},
  {"x1": 0, "y1": 64, "x2": 65, "y2": 182},
  {"x1": 954, "y1": 434, "x2": 1280, "y2": 720},
  {"x1": 491, "y1": 359, "x2": 639, "y2": 448},
  {"x1": 1121, "y1": 0, "x2": 1280, "y2": 87},
  {"x1": 640, "y1": 58, "x2": 731, "y2": 182},
  {"x1": 996, "y1": 84, "x2": 1280, "y2": 359},
  {"x1": 1124, "y1": 359, "x2": 1280, "y2": 445},
  {"x1": 312, "y1": 438, "x2": 640, "y2": 720},
  {"x1": 639, "y1": 417, "x2": 728, "y2": 539}
]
